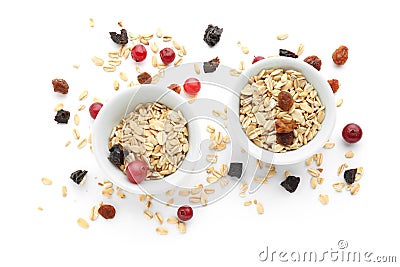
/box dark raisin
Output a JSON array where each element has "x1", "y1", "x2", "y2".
[
  {"x1": 137, "y1": 72, "x2": 152, "y2": 84},
  {"x1": 52, "y1": 78, "x2": 69, "y2": 94},
  {"x1": 98, "y1": 204, "x2": 116, "y2": 219},
  {"x1": 168, "y1": 84, "x2": 181, "y2": 94},
  {"x1": 70, "y1": 170, "x2": 88, "y2": 185},
  {"x1": 279, "y1": 49, "x2": 298, "y2": 58},
  {"x1": 108, "y1": 144, "x2": 126, "y2": 168},
  {"x1": 228, "y1": 162, "x2": 243, "y2": 178},
  {"x1": 332, "y1": 45, "x2": 349, "y2": 65},
  {"x1": 54, "y1": 109, "x2": 70, "y2": 124},
  {"x1": 344, "y1": 168, "x2": 357, "y2": 184},
  {"x1": 276, "y1": 132, "x2": 295, "y2": 146},
  {"x1": 109, "y1": 29, "x2": 128, "y2": 45},
  {"x1": 327, "y1": 79, "x2": 340, "y2": 93},
  {"x1": 280, "y1": 175, "x2": 300, "y2": 193},
  {"x1": 277, "y1": 91, "x2": 294, "y2": 111},
  {"x1": 203, "y1": 57, "x2": 220, "y2": 73},
  {"x1": 203, "y1": 24, "x2": 223, "y2": 47},
  {"x1": 304, "y1": 55, "x2": 322, "y2": 71}
]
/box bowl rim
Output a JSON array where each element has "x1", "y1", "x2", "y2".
[{"x1": 231, "y1": 56, "x2": 336, "y2": 165}]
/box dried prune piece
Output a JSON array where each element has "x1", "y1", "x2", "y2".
[
  {"x1": 203, "y1": 57, "x2": 220, "y2": 73},
  {"x1": 98, "y1": 204, "x2": 116, "y2": 219},
  {"x1": 203, "y1": 24, "x2": 223, "y2": 47},
  {"x1": 275, "y1": 119, "x2": 296, "y2": 133},
  {"x1": 276, "y1": 132, "x2": 295, "y2": 146},
  {"x1": 332, "y1": 45, "x2": 348, "y2": 65},
  {"x1": 137, "y1": 72, "x2": 152, "y2": 84},
  {"x1": 109, "y1": 29, "x2": 128, "y2": 45},
  {"x1": 54, "y1": 109, "x2": 70, "y2": 124},
  {"x1": 327, "y1": 79, "x2": 340, "y2": 93},
  {"x1": 108, "y1": 144, "x2": 126, "y2": 168},
  {"x1": 280, "y1": 175, "x2": 300, "y2": 193},
  {"x1": 304, "y1": 55, "x2": 322, "y2": 71},
  {"x1": 344, "y1": 168, "x2": 357, "y2": 184},
  {"x1": 279, "y1": 49, "x2": 298, "y2": 58},
  {"x1": 277, "y1": 91, "x2": 294, "y2": 111},
  {"x1": 228, "y1": 162, "x2": 243, "y2": 178},
  {"x1": 70, "y1": 170, "x2": 87, "y2": 185},
  {"x1": 168, "y1": 84, "x2": 181, "y2": 94},
  {"x1": 52, "y1": 78, "x2": 69, "y2": 94}
]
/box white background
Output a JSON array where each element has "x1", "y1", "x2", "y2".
[{"x1": 1, "y1": 0, "x2": 399, "y2": 266}]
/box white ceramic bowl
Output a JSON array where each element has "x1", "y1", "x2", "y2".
[
  {"x1": 92, "y1": 85, "x2": 201, "y2": 194},
  {"x1": 229, "y1": 57, "x2": 336, "y2": 165}
]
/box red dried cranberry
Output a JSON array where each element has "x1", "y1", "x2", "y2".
[
  {"x1": 342, "y1": 123, "x2": 362, "y2": 143},
  {"x1": 131, "y1": 44, "x2": 147, "y2": 62},
  {"x1": 183, "y1": 78, "x2": 201, "y2": 95},
  {"x1": 159, "y1": 48, "x2": 175, "y2": 65},
  {"x1": 177, "y1": 206, "x2": 193, "y2": 221},
  {"x1": 89, "y1": 102, "x2": 103, "y2": 119}
]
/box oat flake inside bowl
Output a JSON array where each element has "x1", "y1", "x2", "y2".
[
  {"x1": 240, "y1": 68, "x2": 325, "y2": 153},
  {"x1": 109, "y1": 102, "x2": 189, "y2": 180}
]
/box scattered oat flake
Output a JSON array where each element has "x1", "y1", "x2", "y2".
[
  {"x1": 336, "y1": 98, "x2": 343, "y2": 107},
  {"x1": 89, "y1": 18, "x2": 94, "y2": 27},
  {"x1": 167, "y1": 217, "x2": 179, "y2": 224},
  {"x1": 319, "y1": 194, "x2": 329, "y2": 205},
  {"x1": 155, "y1": 212, "x2": 163, "y2": 225},
  {"x1": 113, "y1": 80, "x2": 120, "y2": 91},
  {"x1": 79, "y1": 90, "x2": 88, "y2": 101},
  {"x1": 62, "y1": 185, "x2": 67, "y2": 197},
  {"x1": 156, "y1": 227, "x2": 168, "y2": 235},
  {"x1": 194, "y1": 63, "x2": 200, "y2": 74},
  {"x1": 65, "y1": 140, "x2": 71, "y2": 147},
  {"x1": 323, "y1": 141, "x2": 335, "y2": 149},
  {"x1": 244, "y1": 200, "x2": 252, "y2": 206},
  {"x1": 77, "y1": 218, "x2": 89, "y2": 229},
  {"x1": 92, "y1": 56, "x2": 104, "y2": 66},
  {"x1": 333, "y1": 182, "x2": 345, "y2": 192},
  {"x1": 345, "y1": 151, "x2": 355, "y2": 158},
  {"x1": 277, "y1": 33, "x2": 289, "y2": 40},
  {"x1": 89, "y1": 205, "x2": 99, "y2": 221},
  {"x1": 297, "y1": 43, "x2": 305, "y2": 56},
  {"x1": 74, "y1": 114, "x2": 80, "y2": 126},
  {"x1": 241, "y1": 45, "x2": 249, "y2": 54},
  {"x1": 78, "y1": 105, "x2": 86, "y2": 111},
  {"x1": 256, "y1": 202, "x2": 264, "y2": 214},
  {"x1": 77, "y1": 138, "x2": 87, "y2": 149},
  {"x1": 178, "y1": 221, "x2": 187, "y2": 234},
  {"x1": 73, "y1": 64, "x2": 80, "y2": 69},
  {"x1": 350, "y1": 183, "x2": 360, "y2": 195},
  {"x1": 41, "y1": 177, "x2": 52, "y2": 185}
]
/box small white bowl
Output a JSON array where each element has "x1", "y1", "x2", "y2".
[
  {"x1": 92, "y1": 85, "x2": 201, "y2": 194},
  {"x1": 228, "y1": 57, "x2": 336, "y2": 165}
]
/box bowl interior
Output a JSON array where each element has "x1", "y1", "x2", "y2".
[
  {"x1": 92, "y1": 85, "x2": 200, "y2": 194},
  {"x1": 228, "y1": 57, "x2": 336, "y2": 165}
]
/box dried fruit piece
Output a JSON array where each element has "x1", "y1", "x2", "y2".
[
  {"x1": 252, "y1": 56, "x2": 265, "y2": 64},
  {"x1": 344, "y1": 168, "x2": 357, "y2": 184},
  {"x1": 70, "y1": 170, "x2": 87, "y2": 185},
  {"x1": 277, "y1": 91, "x2": 294, "y2": 111},
  {"x1": 177, "y1": 205, "x2": 193, "y2": 221},
  {"x1": 203, "y1": 24, "x2": 223, "y2": 47},
  {"x1": 52, "y1": 79, "x2": 69, "y2": 94},
  {"x1": 304, "y1": 55, "x2": 322, "y2": 71},
  {"x1": 137, "y1": 72, "x2": 152, "y2": 84},
  {"x1": 109, "y1": 29, "x2": 128, "y2": 45},
  {"x1": 54, "y1": 109, "x2": 70, "y2": 124},
  {"x1": 327, "y1": 79, "x2": 340, "y2": 93},
  {"x1": 203, "y1": 57, "x2": 220, "y2": 73},
  {"x1": 131, "y1": 44, "x2": 147, "y2": 62},
  {"x1": 159, "y1": 48, "x2": 176, "y2": 65},
  {"x1": 280, "y1": 175, "x2": 300, "y2": 193},
  {"x1": 168, "y1": 84, "x2": 181, "y2": 94},
  {"x1": 342, "y1": 123, "x2": 362, "y2": 143},
  {"x1": 89, "y1": 102, "x2": 103, "y2": 119},
  {"x1": 98, "y1": 204, "x2": 116, "y2": 219},
  {"x1": 332, "y1": 45, "x2": 349, "y2": 65},
  {"x1": 228, "y1": 162, "x2": 243, "y2": 178},
  {"x1": 276, "y1": 132, "x2": 295, "y2": 146},
  {"x1": 279, "y1": 49, "x2": 298, "y2": 58},
  {"x1": 108, "y1": 144, "x2": 126, "y2": 168},
  {"x1": 126, "y1": 160, "x2": 148, "y2": 184},
  {"x1": 275, "y1": 119, "x2": 296, "y2": 133}
]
